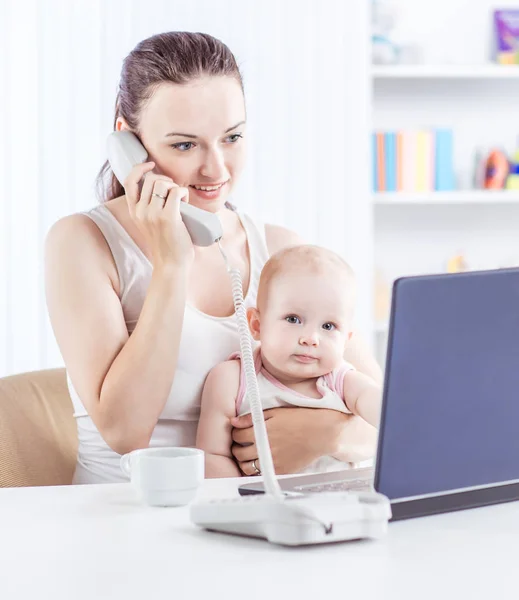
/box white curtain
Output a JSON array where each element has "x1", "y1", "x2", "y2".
[{"x1": 0, "y1": 0, "x2": 372, "y2": 377}]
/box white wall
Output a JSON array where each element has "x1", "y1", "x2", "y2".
[{"x1": 0, "y1": 0, "x2": 373, "y2": 377}]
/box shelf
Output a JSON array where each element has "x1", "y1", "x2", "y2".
[
  {"x1": 373, "y1": 190, "x2": 519, "y2": 205},
  {"x1": 372, "y1": 64, "x2": 519, "y2": 80}
]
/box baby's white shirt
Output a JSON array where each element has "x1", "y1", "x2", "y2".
[{"x1": 230, "y1": 351, "x2": 356, "y2": 474}]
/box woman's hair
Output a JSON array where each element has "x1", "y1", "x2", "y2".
[{"x1": 95, "y1": 31, "x2": 244, "y2": 203}]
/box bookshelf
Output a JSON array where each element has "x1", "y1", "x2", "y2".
[
  {"x1": 372, "y1": 64, "x2": 519, "y2": 365},
  {"x1": 374, "y1": 190, "x2": 519, "y2": 205}
]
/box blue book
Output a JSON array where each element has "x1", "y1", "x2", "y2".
[
  {"x1": 384, "y1": 132, "x2": 397, "y2": 192},
  {"x1": 372, "y1": 132, "x2": 379, "y2": 192},
  {"x1": 435, "y1": 129, "x2": 454, "y2": 191}
]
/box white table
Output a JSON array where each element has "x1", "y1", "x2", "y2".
[{"x1": 0, "y1": 478, "x2": 517, "y2": 600}]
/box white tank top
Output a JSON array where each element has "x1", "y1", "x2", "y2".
[
  {"x1": 232, "y1": 351, "x2": 356, "y2": 474},
  {"x1": 69, "y1": 204, "x2": 270, "y2": 484}
]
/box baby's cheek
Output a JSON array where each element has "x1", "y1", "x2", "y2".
[
  {"x1": 272, "y1": 334, "x2": 292, "y2": 356},
  {"x1": 330, "y1": 337, "x2": 348, "y2": 360},
  {"x1": 262, "y1": 332, "x2": 289, "y2": 361},
  {"x1": 271, "y1": 326, "x2": 291, "y2": 345}
]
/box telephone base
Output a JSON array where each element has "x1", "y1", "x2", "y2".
[{"x1": 190, "y1": 491, "x2": 391, "y2": 546}]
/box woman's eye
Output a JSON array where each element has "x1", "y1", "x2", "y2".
[
  {"x1": 171, "y1": 142, "x2": 195, "y2": 152},
  {"x1": 322, "y1": 322, "x2": 335, "y2": 331},
  {"x1": 225, "y1": 133, "x2": 243, "y2": 143},
  {"x1": 285, "y1": 315, "x2": 301, "y2": 324}
]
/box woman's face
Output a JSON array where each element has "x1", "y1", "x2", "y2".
[{"x1": 119, "y1": 76, "x2": 247, "y2": 213}]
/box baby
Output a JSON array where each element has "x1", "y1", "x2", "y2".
[{"x1": 196, "y1": 244, "x2": 382, "y2": 478}]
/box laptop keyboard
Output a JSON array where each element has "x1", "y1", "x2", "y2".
[{"x1": 293, "y1": 478, "x2": 373, "y2": 493}]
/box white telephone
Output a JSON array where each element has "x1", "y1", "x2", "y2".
[
  {"x1": 106, "y1": 130, "x2": 222, "y2": 246},
  {"x1": 107, "y1": 129, "x2": 391, "y2": 546}
]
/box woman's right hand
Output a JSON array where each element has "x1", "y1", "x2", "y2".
[{"x1": 123, "y1": 161, "x2": 194, "y2": 269}]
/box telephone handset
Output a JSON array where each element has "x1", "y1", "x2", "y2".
[{"x1": 106, "y1": 130, "x2": 223, "y2": 246}]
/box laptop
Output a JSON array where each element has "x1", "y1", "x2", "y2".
[{"x1": 239, "y1": 268, "x2": 519, "y2": 520}]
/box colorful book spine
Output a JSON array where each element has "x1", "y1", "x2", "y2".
[
  {"x1": 416, "y1": 130, "x2": 434, "y2": 192},
  {"x1": 376, "y1": 132, "x2": 386, "y2": 192},
  {"x1": 372, "y1": 128, "x2": 454, "y2": 193},
  {"x1": 384, "y1": 132, "x2": 397, "y2": 192},
  {"x1": 396, "y1": 132, "x2": 405, "y2": 191},
  {"x1": 434, "y1": 129, "x2": 454, "y2": 191},
  {"x1": 401, "y1": 130, "x2": 417, "y2": 192},
  {"x1": 372, "y1": 133, "x2": 378, "y2": 192},
  {"x1": 494, "y1": 10, "x2": 519, "y2": 65}
]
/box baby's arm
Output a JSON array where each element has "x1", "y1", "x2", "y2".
[
  {"x1": 196, "y1": 360, "x2": 242, "y2": 478},
  {"x1": 342, "y1": 370, "x2": 382, "y2": 428}
]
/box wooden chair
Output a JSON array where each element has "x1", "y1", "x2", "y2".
[{"x1": 0, "y1": 368, "x2": 78, "y2": 487}]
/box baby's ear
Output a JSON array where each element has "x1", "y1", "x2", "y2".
[
  {"x1": 343, "y1": 330, "x2": 354, "y2": 347},
  {"x1": 247, "y1": 307, "x2": 261, "y2": 341}
]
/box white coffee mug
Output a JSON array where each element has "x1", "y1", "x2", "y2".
[{"x1": 120, "y1": 447, "x2": 204, "y2": 507}]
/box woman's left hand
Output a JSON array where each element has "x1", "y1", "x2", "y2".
[{"x1": 230, "y1": 407, "x2": 375, "y2": 476}]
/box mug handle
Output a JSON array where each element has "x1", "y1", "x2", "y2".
[{"x1": 120, "y1": 453, "x2": 133, "y2": 477}]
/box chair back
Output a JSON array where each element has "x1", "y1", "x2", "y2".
[{"x1": 0, "y1": 368, "x2": 77, "y2": 487}]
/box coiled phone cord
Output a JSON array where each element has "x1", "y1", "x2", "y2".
[{"x1": 218, "y1": 239, "x2": 284, "y2": 500}]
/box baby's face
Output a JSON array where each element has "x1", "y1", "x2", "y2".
[{"x1": 255, "y1": 271, "x2": 354, "y2": 381}]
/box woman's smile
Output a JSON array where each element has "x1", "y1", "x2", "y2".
[{"x1": 189, "y1": 180, "x2": 228, "y2": 201}]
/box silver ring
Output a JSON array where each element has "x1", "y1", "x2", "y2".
[
  {"x1": 251, "y1": 459, "x2": 261, "y2": 476},
  {"x1": 152, "y1": 192, "x2": 166, "y2": 200}
]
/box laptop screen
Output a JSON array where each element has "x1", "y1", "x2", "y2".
[{"x1": 375, "y1": 268, "x2": 519, "y2": 501}]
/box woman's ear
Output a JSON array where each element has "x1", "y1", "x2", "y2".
[
  {"x1": 247, "y1": 307, "x2": 261, "y2": 341},
  {"x1": 115, "y1": 117, "x2": 130, "y2": 132}
]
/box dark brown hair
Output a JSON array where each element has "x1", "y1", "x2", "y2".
[{"x1": 96, "y1": 31, "x2": 244, "y2": 203}]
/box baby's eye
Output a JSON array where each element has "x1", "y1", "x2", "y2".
[
  {"x1": 285, "y1": 315, "x2": 301, "y2": 324},
  {"x1": 171, "y1": 141, "x2": 195, "y2": 152},
  {"x1": 322, "y1": 322, "x2": 336, "y2": 331}
]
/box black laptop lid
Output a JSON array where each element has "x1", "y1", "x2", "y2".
[{"x1": 375, "y1": 268, "x2": 519, "y2": 503}]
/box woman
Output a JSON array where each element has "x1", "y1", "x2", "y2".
[{"x1": 45, "y1": 31, "x2": 381, "y2": 484}]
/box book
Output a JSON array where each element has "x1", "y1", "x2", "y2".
[
  {"x1": 416, "y1": 130, "x2": 434, "y2": 192},
  {"x1": 435, "y1": 129, "x2": 454, "y2": 191},
  {"x1": 384, "y1": 132, "x2": 397, "y2": 192},
  {"x1": 401, "y1": 131, "x2": 417, "y2": 193},
  {"x1": 396, "y1": 132, "x2": 405, "y2": 192},
  {"x1": 494, "y1": 10, "x2": 519, "y2": 65},
  {"x1": 372, "y1": 133, "x2": 378, "y2": 192},
  {"x1": 375, "y1": 132, "x2": 386, "y2": 191},
  {"x1": 372, "y1": 129, "x2": 454, "y2": 193}
]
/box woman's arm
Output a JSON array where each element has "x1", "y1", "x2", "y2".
[
  {"x1": 231, "y1": 408, "x2": 377, "y2": 475},
  {"x1": 196, "y1": 361, "x2": 242, "y2": 478},
  {"x1": 45, "y1": 214, "x2": 187, "y2": 455}
]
